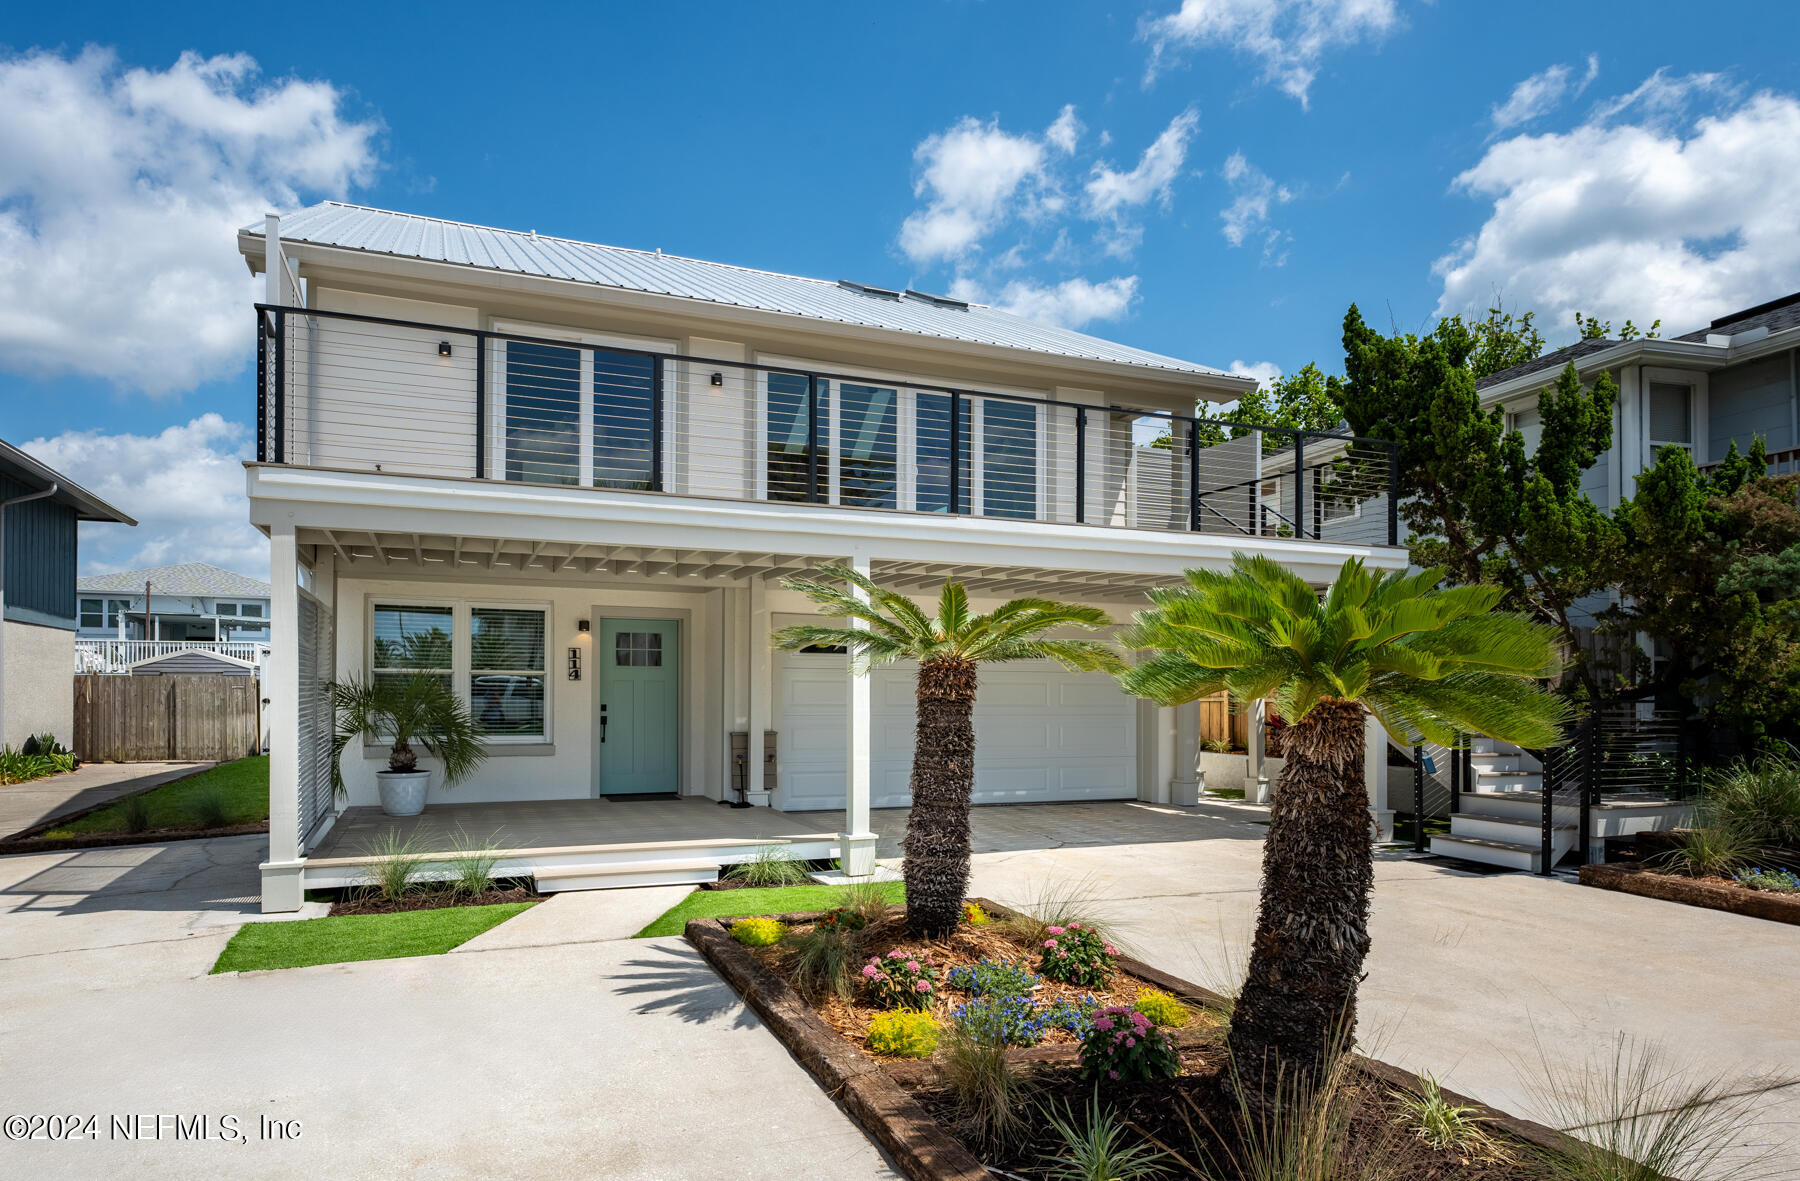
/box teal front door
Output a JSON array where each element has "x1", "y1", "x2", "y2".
[{"x1": 598, "y1": 618, "x2": 680, "y2": 795}]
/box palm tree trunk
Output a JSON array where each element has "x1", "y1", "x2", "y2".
[
  {"x1": 1227, "y1": 697, "x2": 1374, "y2": 1089},
  {"x1": 901, "y1": 655, "x2": 977, "y2": 937}
]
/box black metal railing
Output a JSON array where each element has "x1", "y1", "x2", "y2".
[
  {"x1": 254, "y1": 303, "x2": 1403, "y2": 546},
  {"x1": 1537, "y1": 707, "x2": 1701, "y2": 875}
]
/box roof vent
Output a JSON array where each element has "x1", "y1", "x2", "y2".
[
  {"x1": 904, "y1": 288, "x2": 969, "y2": 311},
  {"x1": 837, "y1": 279, "x2": 902, "y2": 300}
]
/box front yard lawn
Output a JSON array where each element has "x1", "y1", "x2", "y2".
[
  {"x1": 634, "y1": 880, "x2": 905, "y2": 938},
  {"x1": 212, "y1": 900, "x2": 536, "y2": 972},
  {"x1": 44, "y1": 756, "x2": 268, "y2": 837}
]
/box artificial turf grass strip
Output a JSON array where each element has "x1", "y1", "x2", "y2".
[
  {"x1": 46, "y1": 756, "x2": 270, "y2": 836},
  {"x1": 632, "y1": 881, "x2": 906, "y2": 938},
  {"x1": 211, "y1": 901, "x2": 537, "y2": 973}
]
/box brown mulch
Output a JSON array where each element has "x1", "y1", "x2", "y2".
[
  {"x1": 1580, "y1": 861, "x2": 1800, "y2": 925},
  {"x1": 328, "y1": 885, "x2": 539, "y2": 916},
  {"x1": 753, "y1": 911, "x2": 1214, "y2": 1058}
]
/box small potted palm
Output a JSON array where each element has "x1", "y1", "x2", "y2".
[{"x1": 328, "y1": 674, "x2": 486, "y2": 816}]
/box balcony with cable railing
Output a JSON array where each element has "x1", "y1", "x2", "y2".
[{"x1": 253, "y1": 303, "x2": 1402, "y2": 550}]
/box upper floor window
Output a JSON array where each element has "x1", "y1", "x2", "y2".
[
  {"x1": 502, "y1": 341, "x2": 658, "y2": 490},
  {"x1": 1648, "y1": 382, "x2": 1693, "y2": 453},
  {"x1": 78, "y1": 598, "x2": 133, "y2": 630}
]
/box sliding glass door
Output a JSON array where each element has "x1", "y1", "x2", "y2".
[{"x1": 503, "y1": 340, "x2": 659, "y2": 490}]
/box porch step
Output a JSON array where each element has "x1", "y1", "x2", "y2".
[
  {"x1": 1472, "y1": 768, "x2": 1543, "y2": 792},
  {"x1": 534, "y1": 859, "x2": 720, "y2": 892},
  {"x1": 1429, "y1": 834, "x2": 1543, "y2": 873},
  {"x1": 1448, "y1": 814, "x2": 1573, "y2": 845}
]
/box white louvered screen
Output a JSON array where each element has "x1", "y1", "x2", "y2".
[{"x1": 297, "y1": 590, "x2": 337, "y2": 846}]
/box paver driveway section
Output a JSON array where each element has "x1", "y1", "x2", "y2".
[
  {"x1": 0, "y1": 835, "x2": 894, "y2": 1179},
  {"x1": 953, "y1": 798, "x2": 1800, "y2": 1175}
]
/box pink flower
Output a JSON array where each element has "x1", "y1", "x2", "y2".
[
  {"x1": 861, "y1": 965, "x2": 877, "y2": 979},
  {"x1": 905, "y1": 961, "x2": 919, "y2": 972},
  {"x1": 1093, "y1": 1016, "x2": 1114, "y2": 1031},
  {"x1": 915, "y1": 981, "x2": 930, "y2": 993},
  {"x1": 1045, "y1": 925, "x2": 1065, "y2": 936},
  {"x1": 1044, "y1": 939, "x2": 1058, "y2": 949},
  {"x1": 1104, "y1": 945, "x2": 1118, "y2": 955},
  {"x1": 1068, "y1": 923, "x2": 1083, "y2": 931},
  {"x1": 888, "y1": 949, "x2": 904, "y2": 959},
  {"x1": 1126, "y1": 1037, "x2": 1137, "y2": 1047},
  {"x1": 1108, "y1": 1069, "x2": 1119, "y2": 1080}
]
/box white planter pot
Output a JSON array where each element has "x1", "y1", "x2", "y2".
[{"x1": 376, "y1": 770, "x2": 431, "y2": 817}]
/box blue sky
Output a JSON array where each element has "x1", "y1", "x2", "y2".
[{"x1": 4, "y1": 1, "x2": 1799, "y2": 574}]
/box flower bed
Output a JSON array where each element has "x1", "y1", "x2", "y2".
[
  {"x1": 687, "y1": 899, "x2": 1577, "y2": 1180},
  {"x1": 328, "y1": 882, "x2": 540, "y2": 916},
  {"x1": 1579, "y1": 861, "x2": 1800, "y2": 926}
]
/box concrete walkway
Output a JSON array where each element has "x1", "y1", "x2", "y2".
[
  {"x1": 0, "y1": 836, "x2": 894, "y2": 1179},
  {"x1": 960, "y1": 798, "x2": 1800, "y2": 1175},
  {"x1": 0, "y1": 760, "x2": 210, "y2": 838}
]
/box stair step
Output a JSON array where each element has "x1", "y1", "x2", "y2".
[
  {"x1": 534, "y1": 859, "x2": 720, "y2": 892},
  {"x1": 1429, "y1": 834, "x2": 1542, "y2": 873}
]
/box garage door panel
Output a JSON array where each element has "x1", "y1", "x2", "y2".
[{"x1": 980, "y1": 680, "x2": 1050, "y2": 708}]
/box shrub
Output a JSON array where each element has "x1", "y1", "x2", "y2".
[
  {"x1": 861, "y1": 948, "x2": 940, "y2": 1009},
  {"x1": 941, "y1": 1017, "x2": 1037, "y2": 1147},
  {"x1": 1038, "y1": 922, "x2": 1116, "y2": 988},
  {"x1": 120, "y1": 793, "x2": 154, "y2": 834},
  {"x1": 963, "y1": 901, "x2": 991, "y2": 926},
  {"x1": 946, "y1": 957, "x2": 1038, "y2": 999},
  {"x1": 1204, "y1": 737, "x2": 1234, "y2": 753},
  {"x1": 1392, "y1": 1074, "x2": 1486, "y2": 1152},
  {"x1": 790, "y1": 925, "x2": 859, "y2": 999},
  {"x1": 1734, "y1": 867, "x2": 1800, "y2": 893},
  {"x1": 0, "y1": 746, "x2": 57, "y2": 785},
  {"x1": 1657, "y1": 819, "x2": 1760, "y2": 878},
  {"x1": 1042, "y1": 1092, "x2": 1168, "y2": 1181},
  {"x1": 867, "y1": 1010, "x2": 940, "y2": 1058},
  {"x1": 1078, "y1": 1006, "x2": 1179, "y2": 1085},
  {"x1": 953, "y1": 993, "x2": 1052, "y2": 1048},
  {"x1": 1045, "y1": 994, "x2": 1101, "y2": 1038},
  {"x1": 725, "y1": 845, "x2": 811, "y2": 887},
  {"x1": 1133, "y1": 988, "x2": 1191, "y2": 1028},
  {"x1": 814, "y1": 905, "x2": 868, "y2": 934},
  {"x1": 1705, "y1": 755, "x2": 1800, "y2": 852},
  {"x1": 188, "y1": 786, "x2": 230, "y2": 829},
  {"x1": 729, "y1": 917, "x2": 787, "y2": 946}
]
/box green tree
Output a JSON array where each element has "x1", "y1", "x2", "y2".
[
  {"x1": 1331, "y1": 304, "x2": 1618, "y2": 692},
  {"x1": 770, "y1": 567, "x2": 1123, "y2": 936},
  {"x1": 1575, "y1": 312, "x2": 1661, "y2": 341},
  {"x1": 1119, "y1": 554, "x2": 1568, "y2": 1087},
  {"x1": 1155, "y1": 363, "x2": 1346, "y2": 452}
]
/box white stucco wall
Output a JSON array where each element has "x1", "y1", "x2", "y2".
[{"x1": 3, "y1": 620, "x2": 73, "y2": 748}]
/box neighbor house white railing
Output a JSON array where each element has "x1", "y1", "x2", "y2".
[{"x1": 75, "y1": 639, "x2": 271, "y2": 675}]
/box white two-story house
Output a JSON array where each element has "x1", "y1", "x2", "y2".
[
  {"x1": 241, "y1": 202, "x2": 1405, "y2": 912},
  {"x1": 74, "y1": 562, "x2": 272, "y2": 675}
]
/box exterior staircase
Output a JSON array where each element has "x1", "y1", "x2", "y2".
[{"x1": 1428, "y1": 739, "x2": 1573, "y2": 872}]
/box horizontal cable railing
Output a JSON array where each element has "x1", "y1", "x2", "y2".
[{"x1": 255, "y1": 303, "x2": 1402, "y2": 546}]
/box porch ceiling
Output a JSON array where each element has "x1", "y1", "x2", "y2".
[{"x1": 295, "y1": 526, "x2": 1181, "y2": 599}]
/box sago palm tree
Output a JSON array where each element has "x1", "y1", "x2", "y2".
[
  {"x1": 773, "y1": 564, "x2": 1125, "y2": 937},
  {"x1": 1119, "y1": 553, "x2": 1569, "y2": 1087}
]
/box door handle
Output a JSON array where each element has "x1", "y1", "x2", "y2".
[{"x1": 600, "y1": 704, "x2": 608, "y2": 744}]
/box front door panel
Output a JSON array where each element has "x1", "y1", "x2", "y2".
[{"x1": 598, "y1": 619, "x2": 679, "y2": 795}]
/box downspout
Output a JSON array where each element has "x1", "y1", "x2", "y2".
[{"x1": 0, "y1": 482, "x2": 60, "y2": 745}]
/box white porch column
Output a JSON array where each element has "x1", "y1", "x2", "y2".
[
  {"x1": 746, "y1": 577, "x2": 772, "y2": 807},
  {"x1": 1168, "y1": 701, "x2": 1200, "y2": 806},
  {"x1": 261, "y1": 522, "x2": 304, "y2": 913},
  {"x1": 841, "y1": 553, "x2": 878, "y2": 877},
  {"x1": 1246, "y1": 697, "x2": 1271, "y2": 804},
  {"x1": 1365, "y1": 711, "x2": 1394, "y2": 843}
]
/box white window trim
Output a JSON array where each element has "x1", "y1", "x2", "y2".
[
  {"x1": 365, "y1": 597, "x2": 553, "y2": 747},
  {"x1": 1642, "y1": 366, "x2": 1709, "y2": 466},
  {"x1": 752, "y1": 351, "x2": 1050, "y2": 520},
  {"x1": 487, "y1": 319, "x2": 677, "y2": 484}
]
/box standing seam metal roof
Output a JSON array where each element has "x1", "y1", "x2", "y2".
[{"x1": 245, "y1": 203, "x2": 1233, "y2": 381}]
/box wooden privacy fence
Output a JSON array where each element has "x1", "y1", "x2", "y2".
[
  {"x1": 1197, "y1": 692, "x2": 1251, "y2": 750},
  {"x1": 73, "y1": 675, "x2": 263, "y2": 762}
]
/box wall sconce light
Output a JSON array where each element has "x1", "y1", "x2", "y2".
[
  {"x1": 710, "y1": 372, "x2": 724, "y2": 386},
  {"x1": 577, "y1": 619, "x2": 590, "y2": 633},
  {"x1": 438, "y1": 340, "x2": 453, "y2": 357}
]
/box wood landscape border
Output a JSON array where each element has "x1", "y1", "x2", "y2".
[
  {"x1": 1581, "y1": 861, "x2": 1800, "y2": 926},
  {"x1": 686, "y1": 897, "x2": 1586, "y2": 1181}
]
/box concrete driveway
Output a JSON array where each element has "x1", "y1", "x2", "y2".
[
  {"x1": 952, "y1": 798, "x2": 1800, "y2": 1174},
  {"x1": 0, "y1": 836, "x2": 894, "y2": 1179}
]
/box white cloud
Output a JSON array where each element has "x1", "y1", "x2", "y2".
[
  {"x1": 1219, "y1": 152, "x2": 1294, "y2": 260},
  {"x1": 0, "y1": 48, "x2": 380, "y2": 394},
  {"x1": 898, "y1": 116, "x2": 1054, "y2": 263},
  {"x1": 1045, "y1": 105, "x2": 1083, "y2": 155},
  {"x1": 1228, "y1": 359, "x2": 1283, "y2": 388},
  {"x1": 982, "y1": 276, "x2": 1141, "y2": 330},
  {"x1": 1084, "y1": 108, "x2": 1200, "y2": 218},
  {"x1": 1490, "y1": 54, "x2": 1599, "y2": 131},
  {"x1": 21, "y1": 414, "x2": 267, "y2": 577},
  {"x1": 1140, "y1": 0, "x2": 1400, "y2": 106},
  {"x1": 1435, "y1": 80, "x2": 1800, "y2": 335}
]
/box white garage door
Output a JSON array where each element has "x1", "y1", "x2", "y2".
[{"x1": 774, "y1": 652, "x2": 1138, "y2": 811}]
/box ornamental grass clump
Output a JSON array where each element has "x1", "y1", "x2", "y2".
[
  {"x1": 1392, "y1": 1073, "x2": 1488, "y2": 1153},
  {"x1": 1079, "y1": 1006, "x2": 1180, "y2": 1085},
  {"x1": 1133, "y1": 988, "x2": 1191, "y2": 1028},
  {"x1": 861, "y1": 948, "x2": 940, "y2": 1009},
  {"x1": 1038, "y1": 922, "x2": 1116, "y2": 988},
  {"x1": 729, "y1": 917, "x2": 787, "y2": 947},
  {"x1": 867, "y1": 1010, "x2": 940, "y2": 1058},
  {"x1": 789, "y1": 924, "x2": 860, "y2": 1000}
]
